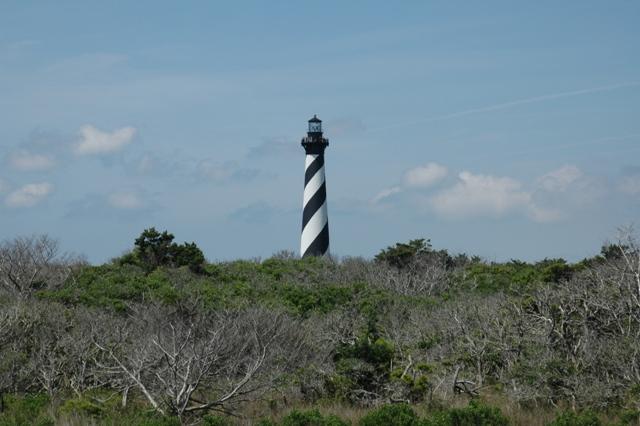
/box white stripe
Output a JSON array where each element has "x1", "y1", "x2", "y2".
[
  {"x1": 305, "y1": 154, "x2": 318, "y2": 169},
  {"x1": 303, "y1": 165, "x2": 325, "y2": 206},
  {"x1": 300, "y1": 200, "x2": 328, "y2": 254}
]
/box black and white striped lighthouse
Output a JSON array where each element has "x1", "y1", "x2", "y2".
[{"x1": 300, "y1": 115, "x2": 330, "y2": 257}]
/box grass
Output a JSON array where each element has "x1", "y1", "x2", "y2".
[{"x1": 2, "y1": 391, "x2": 630, "y2": 426}]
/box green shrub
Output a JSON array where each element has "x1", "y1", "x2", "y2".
[
  {"x1": 359, "y1": 404, "x2": 418, "y2": 426},
  {"x1": 425, "y1": 401, "x2": 509, "y2": 426},
  {"x1": 547, "y1": 410, "x2": 601, "y2": 426},
  {"x1": 280, "y1": 409, "x2": 348, "y2": 426},
  {"x1": 0, "y1": 394, "x2": 54, "y2": 426},
  {"x1": 538, "y1": 259, "x2": 574, "y2": 283},
  {"x1": 123, "y1": 414, "x2": 181, "y2": 426},
  {"x1": 375, "y1": 239, "x2": 454, "y2": 270},
  {"x1": 376, "y1": 239, "x2": 431, "y2": 269},
  {"x1": 59, "y1": 396, "x2": 103, "y2": 417},
  {"x1": 329, "y1": 335, "x2": 396, "y2": 401},
  {"x1": 39, "y1": 264, "x2": 190, "y2": 308},
  {"x1": 617, "y1": 410, "x2": 640, "y2": 425},
  {"x1": 274, "y1": 283, "x2": 353, "y2": 317},
  {"x1": 58, "y1": 405, "x2": 181, "y2": 426},
  {"x1": 133, "y1": 228, "x2": 205, "y2": 273},
  {"x1": 203, "y1": 414, "x2": 233, "y2": 425},
  {"x1": 336, "y1": 336, "x2": 394, "y2": 368},
  {"x1": 463, "y1": 262, "x2": 540, "y2": 293}
]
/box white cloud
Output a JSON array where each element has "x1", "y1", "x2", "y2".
[
  {"x1": 403, "y1": 163, "x2": 448, "y2": 188},
  {"x1": 536, "y1": 165, "x2": 583, "y2": 192},
  {"x1": 371, "y1": 186, "x2": 402, "y2": 204},
  {"x1": 5, "y1": 183, "x2": 53, "y2": 208},
  {"x1": 427, "y1": 164, "x2": 601, "y2": 222},
  {"x1": 108, "y1": 191, "x2": 145, "y2": 210},
  {"x1": 75, "y1": 125, "x2": 136, "y2": 155},
  {"x1": 9, "y1": 150, "x2": 55, "y2": 171},
  {"x1": 370, "y1": 162, "x2": 447, "y2": 204},
  {"x1": 0, "y1": 179, "x2": 9, "y2": 194},
  {"x1": 533, "y1": 164, "x2": 604, "y2": 211},
  {"x1": 619, "y1": 175, "x2": 640, "y2": 196},
  {"x1": 431, "y1": 171, "x2": 532, "y2": 218},
  {"x1": 372, "y1": 164, "x2": 596, "y2": 223}
]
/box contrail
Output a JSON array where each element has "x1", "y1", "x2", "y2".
[
  {"x1": 470, "y1": 133, "x2": 640, "y2": 162},
  {"x1": 369, "y1": 81, "x2": 640, "y2": 132}
]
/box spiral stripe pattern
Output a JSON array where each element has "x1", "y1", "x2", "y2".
[{"x1": 300, "y1": 153, "x2": 329, "y2": 257}]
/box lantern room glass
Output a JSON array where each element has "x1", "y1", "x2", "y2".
[{"x1": 308, "y1": 121, "x2": 322, "y2": 133}]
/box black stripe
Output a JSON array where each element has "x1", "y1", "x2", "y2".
[
  {"x1": 304, "y1": 155, "x2": 324, "y2": 185},
  {"x1": 302, "y1": 182, "x2": 326, "y2": 230},
  {"x1": 302, "y1": 222, "x2": 329, "y2": 257}
]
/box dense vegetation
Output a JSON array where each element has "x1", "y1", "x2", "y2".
[{"x1": 1, "y1": 229, "x2": 640, "y2": 425}]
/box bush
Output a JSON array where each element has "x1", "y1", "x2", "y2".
[
  {"x1": 203, "y1": 414, "x2": 233, "y2": 425},
  {"x1": 120, "y1": 414, "x2": 181, "y2": 426},
  {"x1": 547, "y1": 410, "x2": 601, "y2": 426},
  {"x1": 275, "y1": 283, "x2": 353, "y2": 317},
  {"x1": 538, "y1": 259, "x2": 574, "y2": 283},
  {"x1": 59, "y1": 396, "x2": 104, "y2": 417},
  {"x1": 133, "y1": 228, "x2": 205, "y2": 273},
  {"x1": 617, "y1": 410, "x2": 640, "y2": 425},
  {"x1": 330, "y1": 335, "x2": 396, "y2": 402},
  {"x1": 38, "y1": 264, "x2": 181, "y2": 309},
  {"x1": 425, "y1": 401, "x2": 509, "y2": 426},
  {"x1": 359, "y1": 404, "x2": 418, "y2": 426},
  {"x1": 280, "y1": 409, "x2": 348, "y2": 426},
  {"x1": 0, "y1": 394, "x2": 54, "y2": 426}
]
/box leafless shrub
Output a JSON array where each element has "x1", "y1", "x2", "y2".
[
  {"x1": 92, "y1": 304, "x2": 309, "y2": 418},
  {"x1": 328, "y1": 256, "x2": 453, "y2": 297},
  {"x1": 0, "y1": 300, "x2": 43, "y2": 407},
  {"x1": 270, "y1": 250, "x2": 298, "y2": 260},
  {"x1": 0, "y1": 235, "x2": 86, "y2": 298},
  {"x1": 613, "y1": 226, "x2": 640, "y2": 310}
]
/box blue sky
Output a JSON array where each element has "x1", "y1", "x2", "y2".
[{"x1": 1, "y1": 1, "x2": 639, "y2": 263}]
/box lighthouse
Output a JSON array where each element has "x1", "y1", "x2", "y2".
[{"x1": 300, "y1": 115, "x2": 330, "y2": 257}]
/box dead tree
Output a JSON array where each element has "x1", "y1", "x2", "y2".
[
  {"x1": 0, "y1": 235, "x2": 83, "y2": 298},
  {"x1": 93, "y1": 305, "x2": 305, "y2": 418}
]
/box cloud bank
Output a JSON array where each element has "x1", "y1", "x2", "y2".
[
  {"x1": 430, "y1": 171, "x2": 532, "y2": 218},
  {"x1": 373, "y1": 163, "x2": 602, "y2": 223}
]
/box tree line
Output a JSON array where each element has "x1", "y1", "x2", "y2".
[{"x1": 0, "y1": 228, "x2": 639, "y2": 425}]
